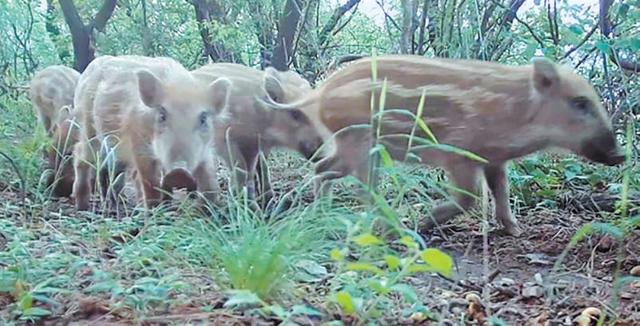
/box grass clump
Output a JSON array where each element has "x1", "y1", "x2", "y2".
[{"x1": 185, "y1": 196, "x2": 347, "y2": 301}]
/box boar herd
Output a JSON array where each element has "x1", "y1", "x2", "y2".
[{"x1": 30, "y1": 54, "x2": 624, "y2": 236}]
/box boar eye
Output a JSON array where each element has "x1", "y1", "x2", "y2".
[
  {"x1": 288, "y1": 109, "x2": 305, "y2": 122},
  {"x1": 570, "y1": 96, "x2": 591, "y2": 113},
  {"x1": 157, "y1": 107, "x2": 168, "y2": 123},
  {"x1": 199, "y1": 111, "x2": 209, "y2": 128}
]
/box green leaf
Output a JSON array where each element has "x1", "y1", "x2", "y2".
[
  {"x1": 367, "y1": 279, "x2": 389, "y2": 295},
  {"x1": 371, "y1": 144, "x2": 394, "y2": 168},
  {"x1": 595, "y1": 40, "x2": 611, "y2": 53},
  {"x1": 19, "y1": 293, "x2": 32, "y2": 311},
  {"x1": 415, "y1": 118, "x2": 438, "y2": 144},
  {"x1": 617, "y1": 3, "x2": 630, "y2": 20},
  {"x1": 399, "y1": 236, "x2": 419, "y2": 249},
  {"x1": 407, "y1": 263, "x2": 437, "y2": 274},
  {"x1": 352, "y1": 233, "x2": 384, "y2": 246},
  {"x1": 223, "y1": 290, "x2": 262, "y2": 308},
  {"x1": 295, "y1": 259, "x2": 327, "y2": 283},
  {"x1": 631, "y1": 38, "x2": 640, "y2": 51},
  {"x1": 420, "y1": 248, "x2": 454, "y2": 278},
  {"x1": 335, "y1": 291, "x2": 356, "y2": 315},
  {"x1": 22, "y1": 307, "x2": 52, "y2": 318},
  {"x1": 330, "y1": 248, "x2": 345, "y2": 261},
  {"x1": 290, "y1": 304, "x2": 323, "y2": 317},
  {"x1": 390, "y1": 283, "x2": 418, "y2": 303},
  {"x1": 346, "y1": 262, "x2": 384, "y2": 275},
  {"x1": 489, "y1": 316, "x2": 509, "y2": 326},
  {"x1": 568, "y1": 24, "x2": 583, "y2": 35},
  {"x1": 265, "y1": 304, "x2": 288, "y2": 319},
  {"x1": 384, "y1": 255, "x2": 401, "y2": 270},
  {"x1": 412, "y1": 142, "x2": 488, "y2": 163}
]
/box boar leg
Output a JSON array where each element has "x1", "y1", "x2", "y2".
[
  {"x1": 73, "y1": 141, "x2": 94, "y2": 211},
  {"x1": 220, "y1": 141, "x2": 255, "y2": 200},
  {"x1": 193, "y1": 160, "x2": 219, "y2": 204},
  {"x1": 133, "y1": 154, "x2": 162, "y2": 209},
  {"x1": 420, "y1": 164, "x2": 480, "y2": 232},
  {"x1": 313, "y1": 155, "x2": 349, "y2": 197},
  {"x1": 41, "y1": 115, "x2": 53, "y2": 137},
  {"x1": 313, "y1": 147, "x2": 371, "y2": 201},
  {"x1": 254, "y1": 153, "x2": 274, "y2": 207},
  {"x1": 484, "y1": 164, "x2": 522, "y2": 236},
  {"x1": 98, "y1": 161, "x2": 127, "y2": 203}
]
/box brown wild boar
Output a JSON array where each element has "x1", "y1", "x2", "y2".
[
  {"x1": 73, "y1": 55, "x2": 231, "y2": 210},
  {"x1": 30, "y1": 65, "x2": 80, "y2": 136},
  {"x1": 29, "y1": 65, "x2": 81, "y2": 197},
  {"x1": 260, "y1": 55, "x2": 624, "y2": 236},
  {"x1": 191, "y1": 63, "x2": 321, "y2": 202}
]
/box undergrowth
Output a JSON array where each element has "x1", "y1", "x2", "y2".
[{"x1": 0, "y1": 67, "x2": 638, "y2": 324}]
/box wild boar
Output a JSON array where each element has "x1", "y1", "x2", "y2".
[
  {"x1": 73, "y1": 55, "x2": 231, "y2": 210},
  {"x1": 260, "y1": 55, "x2": 624, "y2": 236},
  {"x1": 30, "y1": 65, "x2": 80, "y2": 136},
  {"x1": 191, "y1": 63, "x2": 321, "y2": 203},
  {"x1": 29, "y1": 65, "x2": 81, "y2": 197}
]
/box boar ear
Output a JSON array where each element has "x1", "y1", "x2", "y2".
[
  {"x1": 263, "y1": 67, "x2": 285, "y2": 103},
  {"x1": 208, "y1": 77, "x2": 232, "y2": 113},
  {"x1": 136, "y1": 69, "x2": 163, "y2": 107},
  {"x1": 531, "y1": 57, "x2": 559, "y2": 93}
]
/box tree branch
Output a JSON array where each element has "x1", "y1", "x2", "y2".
[
  {"x1": 561, "y1": 23, "x2": 598, "y2": 60},
  {"x1": 58, "y1": 0, "x2": 85, "y2": 33},
  {"x1": 92, "y1": 0, "x2": 117, "y2": 32},
  {"x1": 376, "y1": 0, "x2": 401, "y2": 31},
  {"x1": 318, "y1": 0, "x2": 361, "y2": 47},
  {"x1": 599, "y1": 0, "x2": 639, "y2": 73},
  {"x1": 488, "y1": 0, "x2": 544, "y2": 49}
]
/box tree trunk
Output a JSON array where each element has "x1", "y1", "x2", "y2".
[
  {"x1": 271, "y1": 0, "x2": 303, "y2": 71},
  {"x1": 399, "y1": 0, "x2": 414, "y2": 54},
  {"x1": 190, "y1": 0, "x2": 232, "y2": 63},
  {"x1": 58, "y1": 0, "x2": 117, "y2": 72}
]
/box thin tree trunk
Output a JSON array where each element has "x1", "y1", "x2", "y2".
[
  {"x1": 271, "y1": 0, "x2": 303, "y2": 71},
  {"x1": 58, "y1": 0, "x2": 116, "y2": 72},
  {"x1": 399, "y1": 0, "x2": 414, "y2": 54},
  {"x1": 190, "y1": 0, "x2": 232, "y2": 63}
]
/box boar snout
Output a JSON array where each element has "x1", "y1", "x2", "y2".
[
  {"x1": 300, "y1": 140, "x2": 322, "y2": 162},
  {"x1": 580, "y1": 130, "x2": 625, "y2": 166},
  {"x1": 51, "y1": 176, "x2": 74, "y2": 198},
  {"x1": 162, "y1": 168, "x2": 197, "y2": 192}
]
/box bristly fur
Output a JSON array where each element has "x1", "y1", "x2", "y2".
[
  {"x1": 191, "y1": 63, "x2": 321, "y2": 201},
  {"x1": 259, "y1": 54, "x2": 624, "y2": 237}
]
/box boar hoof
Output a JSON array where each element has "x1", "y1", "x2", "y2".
[
  {"x1": 498, "y1": 224, "x2": 523, "y2": 237},
  {"x1": 75, "y1": 198, "x2": 90, "y2": 211}
]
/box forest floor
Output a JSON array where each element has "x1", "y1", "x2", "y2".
[{"x1": 1, "y1": 151, "x2": 639, "y2": 326}]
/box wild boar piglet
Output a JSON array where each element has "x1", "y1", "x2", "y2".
[
  {"x1": 192, "y1": 63, "x2": 320, "y2": 203},
  {"x1": 73, "y1": 55, "x2": 231, "y2": 210},
  {"x1": 29, "y1": 65, "x2": 80, "y2": 197},
  {"x1": 260, "y1": 55, "x2": 624, "y2": 236}
]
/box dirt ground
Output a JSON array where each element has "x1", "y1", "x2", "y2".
[{"x1": 0, "y1": 153, "x2": 639, "y2": 325}]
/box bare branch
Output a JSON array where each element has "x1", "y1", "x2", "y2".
[
  {"x1": 561, "y1": 23, "x2": 598, "y2": 60},
  {"x1": 488, "y1": 0, "x2": 544, "y2": 50},
  {"x1": 599, "y1": 0, "x2": 639, "y2": 73},
  {"x1": 92, "y1": 0, "x2": 117, "y2": 32},
  {"x1": 318, "y1": 0, "x2": 361, "y2": 47}
]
